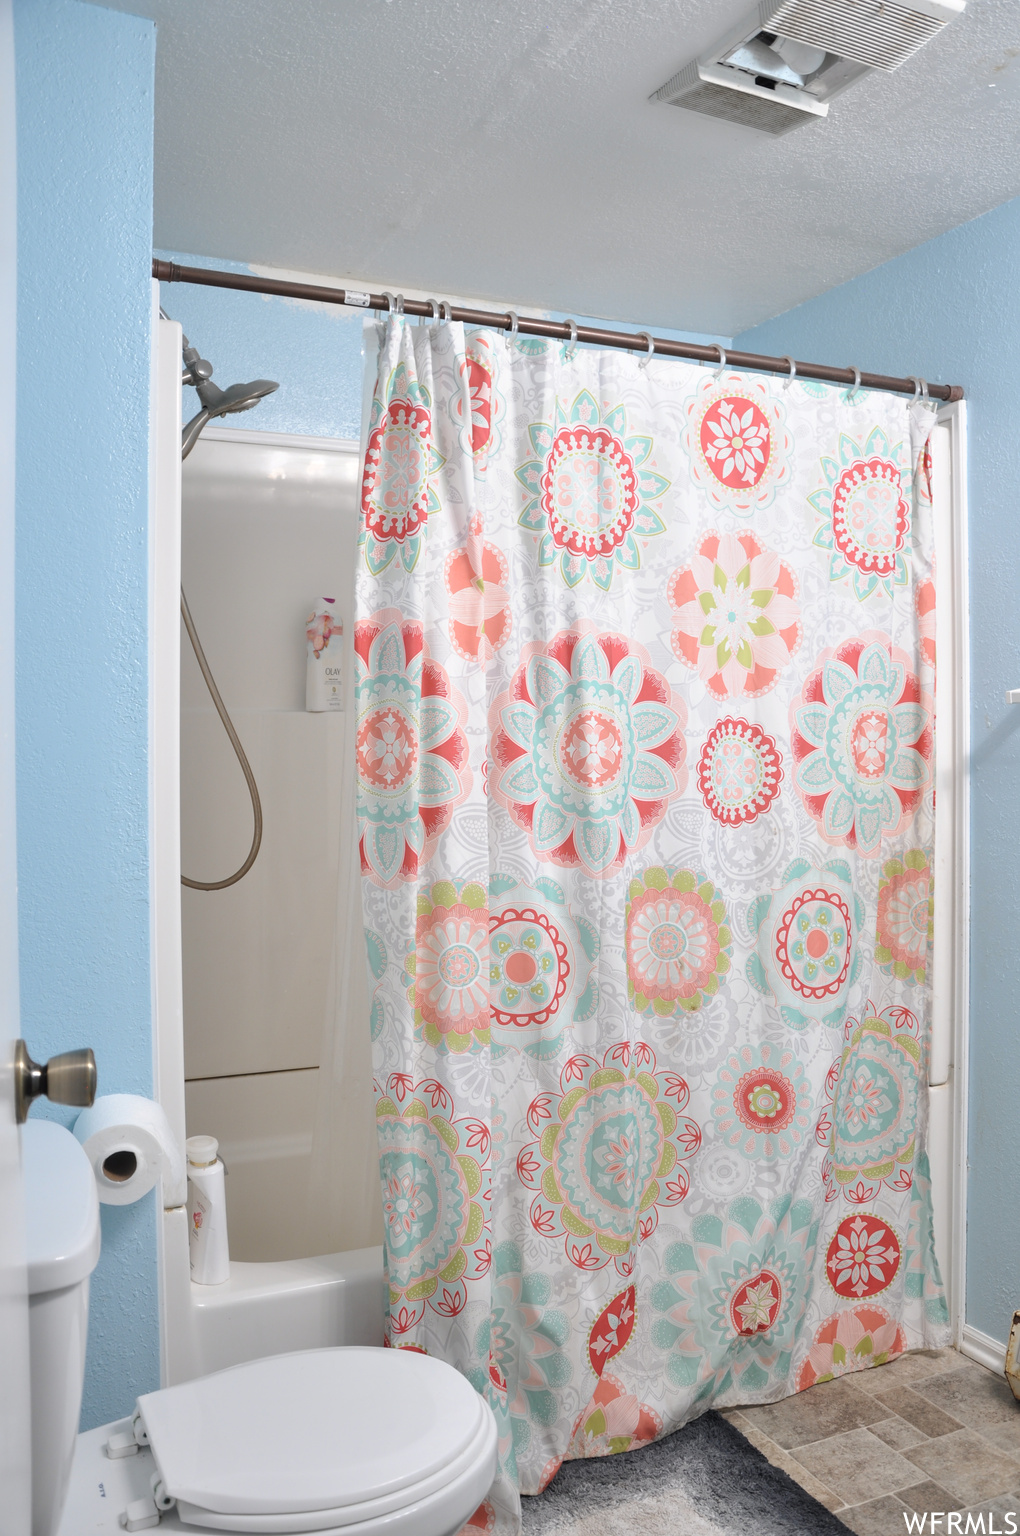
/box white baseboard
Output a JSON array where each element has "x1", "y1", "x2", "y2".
[{"x1": 961, "y1": 1323, "x2": 1006, "y2": 1373}]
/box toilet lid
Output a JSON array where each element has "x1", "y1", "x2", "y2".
[{"x1": 136, "y1": 1347, "x2": 488, "y2": 1519}]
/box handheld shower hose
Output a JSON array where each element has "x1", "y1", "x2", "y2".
[
  {"x1": 171, "y1": 315, "x2": 278, "y2": 890},
  {"x1": 180, "y1": 588, "x2": 263, "y2": 890}
]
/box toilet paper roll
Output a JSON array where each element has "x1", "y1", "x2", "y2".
[{"x1": 73, "y1": 1094, "x2": 186, "y2": 1209}]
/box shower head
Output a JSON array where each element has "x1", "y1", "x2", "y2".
[
  {"x1": 194, "y1": 376, "x2": 280, "y2": 415},
  {"x1": 169, "y1": 317, "x2": 280, "y2": 460}
]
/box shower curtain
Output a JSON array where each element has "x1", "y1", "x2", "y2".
[{"x1": 355, "y1": 317, "x2": 948, "y2": 1533}]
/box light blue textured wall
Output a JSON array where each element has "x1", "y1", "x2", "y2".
[
  {"x1": 156, "y1": 251, "x2": 367, "y2": 440},
  {"x1": 15, "y1": 0, "x2": 157, "y2": 1428},
  {"x1": 736, "y1": 197, "x2": 1020, "y2": 1348},
  {"x1": 157, "y1": 248, "x2": 730, "y2": 441}
]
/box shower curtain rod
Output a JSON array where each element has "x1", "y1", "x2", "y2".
[{"x1": 153, "y1": 259, "x2": 964, "y2": 403}]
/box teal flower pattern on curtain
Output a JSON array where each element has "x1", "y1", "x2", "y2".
[{"x1": 356, "y1": 319, "x2": 947, "y2": 1535}]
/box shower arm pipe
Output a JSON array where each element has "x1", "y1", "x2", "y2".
[
  {"x1": 180, "y1": 586, "x2": 263, "y2": 891},
  {"x1": 153, "y1": 258, "x2": 964, "y2": 403}
]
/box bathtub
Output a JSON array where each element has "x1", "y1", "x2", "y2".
[
  {"x1": 190, "y1": 1244, "x2": 386, "y2": 1375},
  {"x1": 160, "y1": 1205, "x2": 385, "y2": 1383}
]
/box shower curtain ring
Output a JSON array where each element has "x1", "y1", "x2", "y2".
[
  {"x1": 439, "y1": 301, "x2": 452, "y2": 325},
  {"x1": 505, "y1": 310, "x2": 518, "y2": 352},
  {"x1": 421, "y1": 298, "x2": 441, "y2": 327},
  {"x1": 782, "y1": 356, "x2": 797, "y2": 390},
  {"x1": 909, "y1": 376, "x2": 929, "y2": 403},
  {"x1": 637, "y1": 331, "x2": 655, "y2": 369},
  {"x1": 845, "y1": 365, "x2": 862, "y2": 403},
  {"x1": 564, "y1": 319, "x2": 578, "y2": 360},
  {"x1": 381, "y1": 290, "x2": 404, "y2": 319},
  {"x1": 712, "y1": 345, "x2": 727, "y2": 380}
]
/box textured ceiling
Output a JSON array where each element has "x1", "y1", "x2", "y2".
[{"x1": 94, "y1": 0, "x2": 1020, "y2": 333}]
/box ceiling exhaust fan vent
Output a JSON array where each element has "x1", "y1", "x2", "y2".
[
  {"x1": 651, "y1": 0, "x2": 964, "y2": 134},
  {"x1": 761, "y1": 0, "x2": 964, "y2": 72},
  {"x1": 652, "y1": 60, "x2": 821, "y2": 134}
]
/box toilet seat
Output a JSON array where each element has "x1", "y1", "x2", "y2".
[{"x1": 134, "y1": 1347, "x2": 497, "y2": 1535}]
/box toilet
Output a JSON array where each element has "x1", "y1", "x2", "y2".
[
  {"x1": 24, "y1": 1119, "x2": 101, "y2": 1536},
  {"x1": 24, "y1": 1120, "x2": 498, "y2": 1536}
]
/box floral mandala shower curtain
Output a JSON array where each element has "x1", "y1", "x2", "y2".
[{"x1": 355, "y1": 317, "x2": 948, "y2": 1534}]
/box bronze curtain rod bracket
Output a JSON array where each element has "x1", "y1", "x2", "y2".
[{"x1": 152, "y1": 259, "x2": 963, "y2": 403}]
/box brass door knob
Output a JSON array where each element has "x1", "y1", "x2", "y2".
[{"x1": 13, "y1": 1039, "x2": 97, "y2": 1125}]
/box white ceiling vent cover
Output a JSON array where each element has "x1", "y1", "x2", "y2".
[
  {"x1": 652, "y1": 0, "x2": 964, "y2": 134},
  {"x1": 652, "y1": 60, "x2": 826, "y2": 135},
  {"x1": 762, "y1": 0, "x2": 965, "y2": 72}
]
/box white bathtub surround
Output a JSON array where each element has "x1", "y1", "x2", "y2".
[
  {"x1": 185, "y1": 1068, "x2": 317, "y2": 1261},
  {"x1": 149, "y1": 310, "x2": 385, "y2": 1389},
  {"x1": 177, "y1": 427, "x2": 380, "y2": 1263}
]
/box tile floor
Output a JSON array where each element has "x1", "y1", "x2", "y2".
[{"x1": 721, "y1": 1349, "x2": 1020, "y2": 1533}]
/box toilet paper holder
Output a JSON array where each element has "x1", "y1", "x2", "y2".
[
  {"x1": 74, "y1": 1093, "x2": 187, "y2": 1209},
  {"x1": 13, "y1": 1038, "x2": 97, "y2": 1125}
]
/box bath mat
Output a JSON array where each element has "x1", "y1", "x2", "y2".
[{"x1": 521, "y1": 1410, "x2": 847, "y2": 1535}]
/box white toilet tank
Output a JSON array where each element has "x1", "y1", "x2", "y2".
[{"x1": 23, "y1": 1118, "x2": 101, "y2": 1536}]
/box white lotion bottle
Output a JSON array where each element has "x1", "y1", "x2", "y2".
[
  {"x1": 305, "y1": 597, "x2": 344, "y2": 712},
  {"x1": 186, "y1": 1134, "x2": 230, "y2": 1285}
]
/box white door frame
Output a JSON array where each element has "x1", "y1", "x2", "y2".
[
  {"x1": 150, "y1": 302, "x2": 193, "y2": 1386},
  {"x1": 930, "y1": 400, "x2": 978, "y2": 1363},
  {"x1": 0, "y1": 0, "x2": 31, "y2": 1526},
  {"x1": 924, "y1": 400, "x2": 970, "y2": 1357}
]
